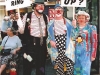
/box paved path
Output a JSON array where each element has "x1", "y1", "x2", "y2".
[{"x1": 17, "y1": 56, "x2": 100, "y2": 75}]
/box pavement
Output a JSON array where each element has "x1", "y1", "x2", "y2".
[{"x1": 17, "y1": 56, "x2": 100, "y2": 75}]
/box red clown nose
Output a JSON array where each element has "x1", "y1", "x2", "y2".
[{"x1": 57, "y1": 10, "x2": 61, "y2": 14}]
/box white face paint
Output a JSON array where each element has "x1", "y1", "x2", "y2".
[
  {"x1": 38, "y1": 10, "x2": 43, "y2": 13},
  {"x1": 55, "y1": 14, "x2": 62, "y2": 17}
]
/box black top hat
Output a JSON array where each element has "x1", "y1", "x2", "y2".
[{"x1": 31, "y1": 0, "x2": 44, "y2": 9}]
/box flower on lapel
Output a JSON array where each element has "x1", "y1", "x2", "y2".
[{"x1": 27, "y1": 18, "x2": 30, "y2": 22}]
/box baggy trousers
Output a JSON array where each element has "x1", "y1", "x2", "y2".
[
  {"x1": 74, "y1": 44, "x2": 91, "y2": 75},
  {"x1": 23, "y1": 37, "x2": 47, "y2": 75}
]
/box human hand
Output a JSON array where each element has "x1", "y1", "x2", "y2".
[
  {"x1": 50, "y1": 40, "x2": 56, "y2": 48},
  {"x1": 91, "y1": 56, "x2": 95, "y2": 61},
  {"x1": 19, "y1": 27, "x2": 24, "y2": 34},
  {"x1": 72, "y1": 19, "x2": 77, "y2": 28},
  {"x1": 12, "y1": 50, "x2": 17, "y2": 55}
]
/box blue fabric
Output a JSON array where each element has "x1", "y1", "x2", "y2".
[
  {"x1": 74, "y1": 45, "x2": 91, "y2": 75},
  {"x1": 1, "y1": 35, "x2": 22, "y2": 53},
  {"x1": 47, "y1": 19, "x2": 75, "y2": 64},
  {"x1": 66, "y1": 21, "x2": 73, "y2": 49},
  {"x1": 48, "y1": 19, "x2": 73, "y2": 49},
  {"x1": 54, "y1": 4, "x2": 63, "y2": 9},
  {"x1": 73, "y1": 24, "x2": 97, "y2": 75},
  {"x1": 1, "y1": 20, "x2": 12, "y2": 32}
]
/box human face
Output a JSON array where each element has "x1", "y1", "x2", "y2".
[
  {"x1": 35, "y1": 4, "x2": 44, "y2": 14},
  {"x1": 6, "y1": 28, "x2": 13, "y2": 36},
  {"x1": 77, "y1": 15, "x2": 86, "y2": 24},
  {"x1": 10, "y1": 13, "x2": 14, "y2": 19},
  {"x1": 54, "y1": 7, "x2": 63, "y2": 18}
]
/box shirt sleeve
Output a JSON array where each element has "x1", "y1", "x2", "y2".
[
  {"x1": 1, "y1": 36, "x2": 8, "y2": 47},
  {"x1": 91, "y1": 25, "x2": 98, "y2": 58},
  {"x1": 18, "y1": 13, "x2": 27, "y2": 34},
  {"x1": 22, "y1": 13, "x2": 27, "y2": 29},
  {"x1": 1, "y1": 20, "x2": 4, "y2": 31},
  {"x1": 17, "y1": 18, "x2": 23, "y2": 28},
  {"x1": 16, "y1": 36, "x2": 22, "y2": 48}
]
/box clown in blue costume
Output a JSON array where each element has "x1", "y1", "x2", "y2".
[
  {"x1": 47, "y1": 4, "x2": 75, "y2": 75},
  {"x1": 72, "y1": 11, "x2": 98, "y2": 75}
]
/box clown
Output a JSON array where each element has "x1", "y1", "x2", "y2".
[
  {"x1": 22, "y1": 1, "x2": 48, "y2": 75},
  {"x1": 73, "y1": 11, "x2": 98, "y2": 75},
  {"x1": 47, "y1": 4, "x2": 75, "y2": 75}
]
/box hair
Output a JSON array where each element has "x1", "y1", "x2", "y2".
[
  {"x1": 8, "y1": 27, "x2": 16, "y2": 35},
  {"x1": 9, "y1": 12, "x2": 15, "y2": 16},
  {"x1": 32, "y1": 3, "x2": 36, "y2": 9}
]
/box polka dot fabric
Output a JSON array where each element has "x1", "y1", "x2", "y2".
[{"x1": 55, "y1": 34, "x2": 74, "y2": 75}]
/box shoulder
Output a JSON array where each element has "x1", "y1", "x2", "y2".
[
  {"x1": 3, "y1": 36, "x2": 8, "y2": 39},
  {"x1": 13, "y1": 35, "x2": 20, "y2": 39},
  {"x1": 27, "y1": 12, "x2": 33, "y2": 16},
  {"x1": 43, "y1": 14, "x2": 48, "y2": 17},
  {"x1": 65, "y1": 18, "x2": 72, "y2": 25},
  {"x1": 2, "y1": 36, "x2": 8, "y2": 42},
  {"x1": 88, "y1": 24, "x2": 97, "y2": 30},
  {"x1": 65, "y1": 18, "x2": 73, "y2": 28},
  {"x1": 28, "y1": 11, "x2": 33, "y2": 14},
  {"x1": 48, "y1": 20, "x2": 54, "y2": 26}
]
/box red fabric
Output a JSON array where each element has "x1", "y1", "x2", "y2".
[
  {"x1": 10, "y1": 70, "x2": 17, "y2": 75},
  {"x1": 91, "y1": 32, "x2": 97, "y2": 58}
]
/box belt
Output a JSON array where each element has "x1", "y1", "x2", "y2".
[{"x1": 32, "y1": 36, "x2": 46, "y2": 46}]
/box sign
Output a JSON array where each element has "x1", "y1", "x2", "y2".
[
  {"x1": 6, "y1": 0, "x2": 31, "y2": 10},
  {"x1": 61, "y1": 0, "x2": 86, "y2": 7},
  {"x1": 48, "y1": 8, "x2": 55, "y2": 21}
]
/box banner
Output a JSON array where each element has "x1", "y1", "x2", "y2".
[
  {"x1": 61, "y1": 0, "x2": 86, "y2": 7},
  {"x1": 6, "y1": 0, "x2": 31, "y2": 10}
]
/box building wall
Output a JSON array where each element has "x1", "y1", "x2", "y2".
[
  {"x1": 67, "y1": 7, "x2": 73, "y2": 19},
  {"x1": 0, "y1": 6, "x2": 5, "y2": 28}
]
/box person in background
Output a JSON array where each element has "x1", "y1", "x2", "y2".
[
  {"x1": 12, "y1": 14, "x2": 18, "y2": 32},
  {"x1": 1, "y1": 16, "x2": 12, "y2": 40},
  {"x1": 22, "y1": 1, "x2": 48, "y2": 75},
  {"x1": 0, "y1": 27, "x2": 22, "y2": 75},
  {"x1": 72, "y1": 11, "x2": 98, "y2": 75},
  {"x1": 47, "y1": 4, "x2": 75, "y2": 75},
  {"x1": 12, "y1": 12, "x2": 24, "y2": 41},
  {"x1": 9, "y1": 12, "x2": 15, "y2": 23}
]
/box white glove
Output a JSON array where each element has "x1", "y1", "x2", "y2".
[
  {"x1": 27, "y1": 55, "x2": 33, "y2": 62},
  {"x1": 23, "y1": 53, "x2": 33, "y2": 62}
]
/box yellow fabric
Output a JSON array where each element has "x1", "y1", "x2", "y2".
[{"x1": 64, "y1": 63, "x2": 67, "y2": 72}]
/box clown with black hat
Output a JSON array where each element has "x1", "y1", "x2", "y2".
[
  {"x1": 22, "y1": 0, "x2": 48, "y2": 75},
  {"x1": 31, "y1": 0, "x2": 45, "y2": 14}
]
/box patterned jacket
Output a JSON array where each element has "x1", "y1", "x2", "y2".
[{"x1": 71, "y1": 24, "x2": 98, "y2": 58}]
